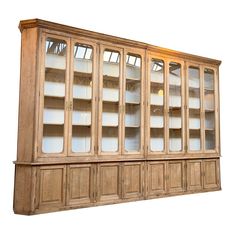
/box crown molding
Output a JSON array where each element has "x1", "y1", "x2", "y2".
[{"x1": 19, "y1": 19, "x2": 221, "y2": 66}]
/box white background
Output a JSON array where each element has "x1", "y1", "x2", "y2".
[{"x1": 0, "y1": 0, "x2": 234, "y2": 235}]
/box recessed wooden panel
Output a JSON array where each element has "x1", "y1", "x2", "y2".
[
  {"x1": 168, "y1": 161, "x2": 185, "y2": 193},
  {"x1": 187, "y1": 160, "x2": 203, "y2": 191},
  {"x1": 67, "y1": 164, "x2": 94, "y2": 205},
  {"x1": 38, "y1": 166, "x2": 66, "y2": 208},
  {"x1": 148, "y1": 162, "x2": 167, "y2": 196},
  {"x1": 14, "y1": 165, "x2": 35, "y2": 214},
  {"x1": 97, "y1": 163, "x2": 121, "y2": 202},
  {"x1": 123, "y1": 162, "x2": 143, "y2": 199},
  {"x1": 203, "y1": 159, "x2": 219, "y2": 189}
]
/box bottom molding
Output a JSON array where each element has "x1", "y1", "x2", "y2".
[
  {"x1": 14, "y1": 188, "x2": 221, "y2": 215},
  {"x1": 13, "y1": 158, "x2": 221, "y2": 215}
]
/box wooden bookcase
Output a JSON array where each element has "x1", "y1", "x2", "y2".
[{"x1": 14, "y1": 19, "x2": 221, "y2": 215}]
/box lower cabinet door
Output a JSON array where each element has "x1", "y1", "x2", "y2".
[
  {"x1": 147, "y1": 162, "x2": 167, "y2": 196},
  {"x1": 97, "y1": 163, "x2": 122, "y2": 202},
  {"x1": 123, "y1": 162, "x2": 144, "y2": 199},
  {"x1": 167, "y1": 161, "x2": 186, "y2": 193},
  {"x1": 187, "y1": 160, "x2": 203, "y2": 191},
  {"x1": 67, "y1": 164, "x2": 94, "y2": 206},
  {"x1": 203, "y1": 159, "x2": 220, "y2": 189},
  {"x1": 36, "y1": 165, "x2": 66, "y2": 210}
]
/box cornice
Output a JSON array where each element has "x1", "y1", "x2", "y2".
[{"x1": 19, "y1": 19, "x2": 221, "y2": 66}]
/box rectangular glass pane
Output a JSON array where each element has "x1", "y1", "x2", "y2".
[
  {"x1": 72, "y1": 43, "x2": 93, "y2": 153},
  {"x1": 102, "y1": 50, "x2": 120, "y2": 152},
  {"x1": 204, "y1": 68, "x2": 215, "y2": 150},
  {"x1": 42, "y1": 38, "x2": 66, "y2": 153},
  {"x1": 125, "y1": 54, "x2": 141, "y2": 152},
  {"x1": 188, "y1": 67, "x2": 201, "y2": 151},
  {"x1": 169, "y1": 62, "x2": 182, "y2": 152},
  {"x1": 150, "y1": 59, "x2": 164, "y2": 152}
]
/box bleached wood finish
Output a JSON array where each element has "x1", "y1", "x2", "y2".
[
  {"x1": 167, "y1": 160, "x2": 186, "y2": 193},
  {"x1": 203, "y1": 159, "x2": 220, "y2": 189},
  {"x1": 97, "y1": 163, "x2": 122, "y2": 202},
  {"x1": 187, "y1": 160, "x2": 203, "y2": 191},
  {"x1": 14, "y1": 19, "x2": 221, "y2": 215},
  {"x1": 17, "y1": 27, "x2": 39, "y2": 162},
  {"x1": 147, "y1": 161, "x2": 167, "y2": 196},
  {"x1": 35, "y1": 165, "x2": 66, "y2": 212},
  {"x1": 123, "y1": 162, "x2": 144, "y2": 199},
  {"x1": 67, "y1": 164, "x2": 95, "y2": 205}
]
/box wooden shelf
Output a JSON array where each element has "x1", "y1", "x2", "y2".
[
  {"x1": 189, "y1": 86, "x2": 200, "y2": 91},
  {"x1": 44, "y1": 95, "x2": 65, "y2": 100},
  {"x1": 43, "y1": 123, "x2": 64, "y2": 126},
  {"x1": 169, "y1": 106, "x2": 181, "y2": 111},
  {"x1": 150, "y1": 81, "x2": 164, "y2": 87},
  {"x1": 74, "y1": 71, "x2": 92, "y2": 79},
  {"x1": 205, "y1": 128, "x2": 215, "y2": 131},
  {"x1": 72, "y1": 124, "x2": 91, "y2": 127},
  {"x1": 204, "y1": 90, "x2": 214, "y2": 96},
  {"x1": 102, "y1": 124, "x2": 119, "y2": 127},
  {"x1": 189, "y1": 107, "x2": 200, "y2": 111},
  {"x1": 125, "y1": 101, "x2": 140, "y2": 105},
  {"x1": 204, "y1": 87, "x2": 214, "y2": 91},
  {"x1": 150, "y1": 104, "x2": 164, "y2": 108},
  {"x1": 125, "y1": 125, "x2": 140, "y2": 128},
  {"x1": 103, "y1": 100, "x2": 119, "y2": 104},
  {"x1": 73, "y1": 97, "x2": 92, "y2": 102},
  {"x1": 103, "y1": 75, "x2": 119, "y2": 82},
  {"x1": 126, "y1": 77, "x2": 140, "y2": 82},
  {"x1": 189, "y1": 106, "x2": 200, "y2": 110},
  {"x1": 205, "y1": 109, "x2": 215, "y2": 112}
]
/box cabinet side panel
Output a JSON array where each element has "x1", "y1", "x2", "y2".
[
  {"x1": 17, "y1": 28, "x2": 38, "y2": 162},
  {"x1": 203, "y1": 159, "x2": 220, "y2": 189},
  {"x1": 14, "y1": 165, "x2": 34, "y2": 215}
]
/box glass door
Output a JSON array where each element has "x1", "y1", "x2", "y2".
[
  {"x1": 69, "y1": 41, "x2": 96, "y2": 155},
  {"x1": 40, "y1": 36, "x2": 69, "y2": 156},
  {"x1": 203, "y1": 68, "x2": 216, "y2": 151},
  {"x1": 168, "y1": 61, "x2": 184, "y2": 152},
  {"x1": 149, "y1": 58, "x2": 165, "y2": 153},
  {"x1": 124, "y1": 53, "x2": 142, "y2": 153},
  {"x1": 187, "y1": 65, "x2": 202, "y2": 152},
  {"x1": 99, "y1": 47, "x2": 122, "y2": 154}
]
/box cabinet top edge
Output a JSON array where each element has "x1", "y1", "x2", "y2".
[{"x1": 18, "y1": 18, "x2": 221, "y2": 66}]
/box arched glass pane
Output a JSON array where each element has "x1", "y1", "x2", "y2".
[
  {"x1": 204, "y1": 68, "x2": 215, "y2": 150},
  {"x1": 150, "y1": 59, "x2": 164, "y2": 152},
  {"x1": 188, "y1": 66, "x2": 201, "y2": 151},
  {"x1": 42, "y1": 38, "x2": 67, "y2": 153},
  {"x1": 125, "y1": 53, "x2": 141, "y2": 152},
  {"x1": 169, "y1": 62, "x2": 182, "y2": 152},
  {"x1": 72, "y1": 43, "x2": 93, "y2": 153}
]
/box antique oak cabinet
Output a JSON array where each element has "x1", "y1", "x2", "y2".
[{"x1": 14, "y1": 19, "x2": 221, "y2": 215}]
